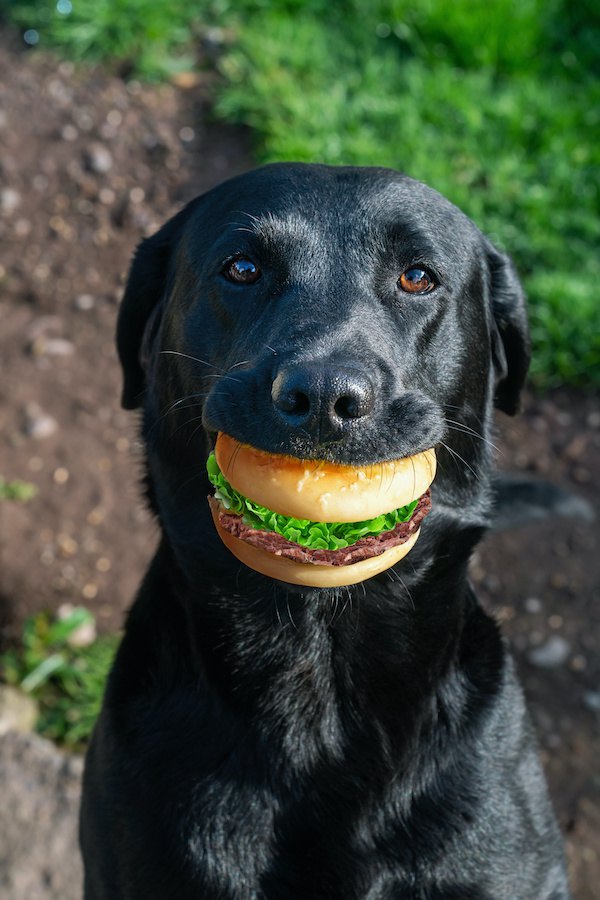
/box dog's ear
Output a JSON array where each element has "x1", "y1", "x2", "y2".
[
  {"x1": 485, "y1": 240, "x2": 531, "y2": 416},
  {"x1": 116, "y1": 200, "x2": 198, "y2": 410}
]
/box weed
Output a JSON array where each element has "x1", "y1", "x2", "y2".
[
  {"x1": 1, "y1": 608, "x2": 119, "y2": 748},
  {"x1": 0, "y1": 476, "x2": 37, "y2": 502}
]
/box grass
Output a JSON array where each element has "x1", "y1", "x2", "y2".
[
  {"x1": 3, "y1": 0, "x2": 600, "y2": 387},
  {"x1": 0, "y1": 0, "x2": 199, "y2": 79},
  {"x1": 0, "y1": 607, "x2": 120, "y2": 749},
  {"x1": 0, "y1": 476, "x2": 37, "y2": 502}
]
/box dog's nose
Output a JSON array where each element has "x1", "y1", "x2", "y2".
[{"x1": 271, "y1": 363, "x2": 375, "y2": 439}]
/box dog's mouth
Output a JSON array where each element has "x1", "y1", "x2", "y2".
[{"x1": 207, "y1": 433, "x2": 436, "y2": 586}]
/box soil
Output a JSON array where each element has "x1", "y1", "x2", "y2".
[{"x1": 0, "y1": 32, "x2": 598, "y2": 898}]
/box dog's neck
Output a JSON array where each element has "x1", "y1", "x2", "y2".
[{"x1": 152, "y1": 512, "x2": 489, "y2": 764}]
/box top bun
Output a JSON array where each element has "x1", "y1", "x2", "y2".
[{"x1": 214, "y1": 433, "x2": 436, "y2": 523}]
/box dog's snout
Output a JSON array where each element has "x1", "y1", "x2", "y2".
[{"x1": 271, "y1": 363, "x2": 375, "y2": 438}]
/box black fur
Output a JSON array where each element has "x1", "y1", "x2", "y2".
[{"x1": 80, "y1": 164, "x2": 570, "y2": 899}]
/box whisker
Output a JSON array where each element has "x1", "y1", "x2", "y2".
[
  {"x1": 442, "y1": 403, "x2": 487, "y2": 429},
  {"x1": 394, "y1": 569, "x2": 416, "y2": 611},
  {"x1": 161, "y1": 393, "x2": 207, "y2": 417},
  {"x1": 439, "y1": 440, "x2": 479, "y2": 481},
  {"x1": 286, "y1": 590, "x2": 297, "y2": 630},
  {"x1": 445, "y1": 419, "x2": 502, "y2": 454},
  {"x1": 160, "y1": 349, "x2": 226, "y2": 372}
]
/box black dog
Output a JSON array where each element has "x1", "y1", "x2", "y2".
[{"x1": 80, "y1": 164, "x2": 570, "y2": 898}]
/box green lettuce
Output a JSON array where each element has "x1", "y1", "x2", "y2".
[{"x1": 207, "y1": 452, "x2": 418, "y2": 551}]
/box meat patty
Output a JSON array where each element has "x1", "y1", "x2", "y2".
[{"x1": 209, "y1": 491, "x2": 432, "y2": 567}]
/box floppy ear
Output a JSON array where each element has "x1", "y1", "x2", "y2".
[
  {"x1": 116, "y1": 200, "x2": 199, "y2": 410},
  {"x1": 485, "y1": 240, "x2": 531, "y2": 416}
]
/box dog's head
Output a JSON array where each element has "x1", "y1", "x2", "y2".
[{"x1": 117, "y1": 164, "x2": 529, "y2": 587}]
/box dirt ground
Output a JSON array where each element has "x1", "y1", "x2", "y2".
[{"x1": 0, "y1": 33, "x2": 598, "y2": 898}]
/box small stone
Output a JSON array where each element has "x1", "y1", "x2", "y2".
[
  {"x1": 82, "y1": 583, "x2": 98, "y2": 600},
  {"x1": 35, "y1": 337, "x2": 75, "y2": 357},
  {"x1": 564, "y1": 435, "x2": 587, "y2": 460},
  {"x1": 61, "y1": 124, "x2": 78, "y2": 142},
  {"x1": 53, "y1": 467, "x2": 69, "y2": 485},
  {"x1": 75, "y1": 293, "x2": 95, "y2": 311},
  {"x1": 528, "y1": 635, "x2": 570, "y2": 669},
  {"x1": 85, "y1": 142, "x2": 113, "y2": 174},
  {"x1": 555, "y1": 411, "x2": 572, "y2": 427},
  {"x1": 496, "y1": 605, "x2": 515, "y2": 622},
  {"x1": 40, "y1": 549, "x2": 54, "y2": 566},
  {"x1": 98, "y1": 188, "x2": 115, "y2": 205},
  {"x1": 586, "y1": 410, "x2": 600, "y2": 428},
  {"x1": 525, "y1": 597, "x2": 542, "y2": 614},
  {"x1": 171, "y1": 72, "x2": 201, "y2": 89},
  {"x1": 583, "y1": 691, "x2": 600, "y2": 712},
  {"x1": 86, "y1": 507, "x2": 105, "y2": 526},
  {"x1": 570, "y1": 654, "x2": 587, "y2": 671},
  {"x1": 1, "y1": 188, "x2": 21, "y2": 214},
  {"x1": 179, "y1": 126, "x2": 195, "y2": 142},
  {"x1": 0, "y1": 685, "x2": 39, "y2": 735},
  {"x1": 57, "y1": 534, "x2": 78, "y2": 557},
  {"x1": 23, "y1": 404, "x2": 58, "y2": 440},
  {"x1": 14, "y1": 218, "x2": 32, "y2": 237},
  {"x1": 106, "y1": 109, "x2": 123, "y2": 127},
  {"x1": 67, "y1": 620, "x2": 97, "y2": 648},
  {"x1": 129, "y1": 186, "x2": 145, "y2": 204}
]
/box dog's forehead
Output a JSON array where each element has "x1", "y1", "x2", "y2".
[{"x1": 191, "y1": 163, "x2": 481, "y2": 259}]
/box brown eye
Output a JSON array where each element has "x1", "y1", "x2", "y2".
[
  {"x1": 223, "y1": 257, "x2": 261, "y2": 284},
  {"x1": 398, "y1": 267, "x2": 435, "y2": 294}
]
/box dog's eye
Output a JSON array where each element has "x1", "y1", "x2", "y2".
[
  {"x1": 223, "y1": 257, "x2": 261, "y2": 284},
  {"x1": 398, "y1": 267, "x2": 435, "y2": 294}
]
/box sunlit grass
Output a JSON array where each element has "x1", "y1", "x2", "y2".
[{"x1": 1, "y1": 608, "x2": 119, "y2": 749}]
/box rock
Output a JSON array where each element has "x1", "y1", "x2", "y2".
[
  {"x1": 527, "y1": 635, "x2": 571, "y2": 669},
  {"x1": 583, "y1": 691, "x2": 600, "y2": 712},
  {"x1": 524, "y1": 596, "x2": 542, "y2": 614},
  {"x1": 74, "y1": 293, "x2": 95, "y2": 311},
  {"x1": 31, "y1": 337, "x2": 75, "y2": 357},
  {"x1": 1, "y1": 188, "x2": 21, "y2": 214},
  {"x1": 0, "y1": 686, "x2": 38, "y2": 735},
  {"x1": 0, "y1": 731, "x2": 83, "y2": 900},
  {"x1": 85, "y1": 142, "x2": 113, "y2": 174},
  {"x1": 23, "y1": 404, "x2": 59, "y2": 440}
]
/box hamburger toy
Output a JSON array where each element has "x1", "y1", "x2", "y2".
[{"x1": 207, "y1": 433, "x2": 436, "y2": 587}]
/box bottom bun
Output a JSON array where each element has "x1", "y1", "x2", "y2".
[{"x1": 211, "y1": 508, "x2": 421, "y2": 587}]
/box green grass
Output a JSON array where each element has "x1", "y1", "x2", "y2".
[
  {"x1": 1, "y1": 0, "x2": 200, "y2": 79},
  {"x1": 0, "y1": 476, "x2": 37, "y2": 502},
  {"x1": 4, "y1": 0, "x2": 599, "y2": 387},
  {"x1": 1, "y1": 608, "x2": 119, "y2": 748}
]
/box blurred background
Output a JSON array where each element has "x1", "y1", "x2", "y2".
[{"x1": 0, "y1": 2, "x2": 598, "y2": 897}]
